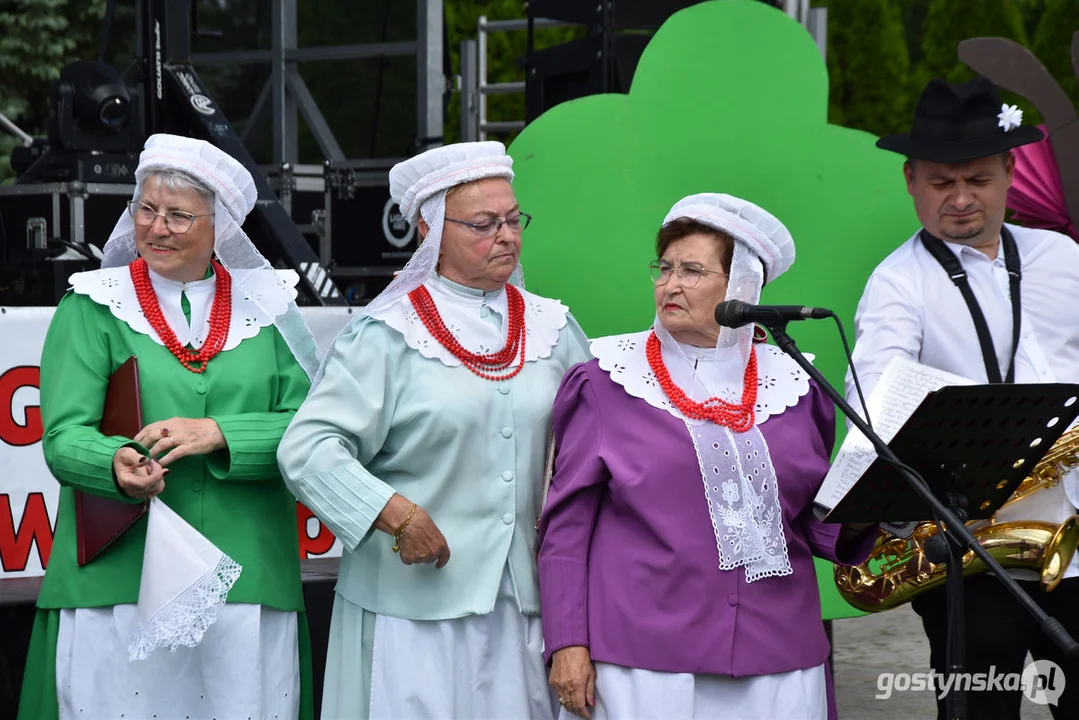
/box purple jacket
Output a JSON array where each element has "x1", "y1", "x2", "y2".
[{"x1": 537, "y1": 358, "x2": 875, "y2": 678}]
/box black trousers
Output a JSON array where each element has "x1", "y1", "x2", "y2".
[{"x1": 912, "y1": 574, "x2": 1079, "y2": 720}]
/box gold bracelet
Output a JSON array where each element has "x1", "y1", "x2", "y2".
[{"x1": 391, "y1": 503, "x2": 418, "y2": 553}]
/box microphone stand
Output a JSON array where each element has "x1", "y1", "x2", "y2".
[{"x1": 761, "y1": 318, "x2": 1079, "y2": 720}]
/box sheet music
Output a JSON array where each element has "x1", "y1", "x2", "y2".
[{"x1": 814, "y1": 357, "x2": 976, "y2": 513}]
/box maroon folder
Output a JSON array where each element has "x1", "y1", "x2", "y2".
[{"x1": 75, "y1": 355, "x2": 148, "y2": 566}]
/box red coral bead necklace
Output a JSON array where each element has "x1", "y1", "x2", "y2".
[
  {"x1": 408, "y1": 283, "x2": 526, "y2": 381},
  {"x1": 645, "y1": 330, "x2": 758, "y2": 432},
  {"x1": 130, "y1": 257, "x2": 232, "y2": 374}
]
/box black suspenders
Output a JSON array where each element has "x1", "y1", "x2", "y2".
[{"x1": 918, "y1": 227, "x2": 1022, "y2": 384}]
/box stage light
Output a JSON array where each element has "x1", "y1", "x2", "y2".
[{"x1": 49, "y1": 60, "x2": 136, "y2": 152}]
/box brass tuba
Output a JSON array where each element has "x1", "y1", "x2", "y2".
[{"x1": 834, "y1": 428, "x2": 1079, "y2": 612}]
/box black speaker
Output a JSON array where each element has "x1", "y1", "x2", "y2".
[
  {"x1": 526, "y1": 35, "x2": 604, "y2": 124},
  {"x1": 0, "y1": 603, "x2": 36, "y2": 718},
  {"x1": 525, "y1": 0, "x2": 708, "y2": 122}
]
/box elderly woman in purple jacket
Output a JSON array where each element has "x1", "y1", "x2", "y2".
[{"x1": 537, "y1": 193, "x2": 877, "y2": 720}]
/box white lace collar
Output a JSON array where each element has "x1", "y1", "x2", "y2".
[
  {"x1": 592, "y1": 329, "x2": 811, "y2": 424},
  {"x1": 69, "y1": 264, "x2": 300, "y2": 352},
  {"x1": 369, "y1": 274, "x2": 570, "y2": 367},
  {"x1": 594, "y1": 327, "x2": 808, "y2": 583}
]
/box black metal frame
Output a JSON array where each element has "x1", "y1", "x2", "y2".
[
  {"x1": 132, "y1": 0, "x2": 344, "y2": 305},
  {"x1": 766, "y1": 319, "x2": 1079, "y2": 720}
]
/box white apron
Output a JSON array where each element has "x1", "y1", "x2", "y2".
[
  {"x1": 57, "y1": 604, "x2": 299, "y2": 720},
  {"x1": 558, "y1": 661, "x2": 827, "y2": 720}
]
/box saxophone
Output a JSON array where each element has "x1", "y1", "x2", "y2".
[{"x1": 834, "y1": 427, "x2": 1079, "y2": 612}]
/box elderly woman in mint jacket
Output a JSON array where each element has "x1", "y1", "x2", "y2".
[{"x1": 278, "y1": 141, "x2": 592, "y2": 720}]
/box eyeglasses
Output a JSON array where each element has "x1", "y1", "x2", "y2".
[
  {"x1": 444, "y1": 212, "x2": 532, "y2": 238},
  {"x1": 649, "y1": 260, "x2": 728, "y2": 288},
  {"x1": 128, "y1": 200, "x2": 212, "y2": 234}
]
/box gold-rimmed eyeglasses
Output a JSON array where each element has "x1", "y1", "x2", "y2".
[
  {"x1": 649, "y1": 260, "x2": 728, "y2": 288},
  {"x1": 128, "y1": 200, "x2": 212, "y2": 234},
  {"x1": 444, "y1": 212, "x2": 532, "y2": 238}
]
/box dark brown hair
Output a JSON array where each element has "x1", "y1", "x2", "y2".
[{"x1": 655, "y1": 218, "x2": 735, "y2": 274}]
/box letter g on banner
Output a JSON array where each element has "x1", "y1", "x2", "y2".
[
  {"x1": 0, "y1": 366, "x2": 42, "y2": 447},
  {"x1": 1022, "y1": 659, "x2": 1065, "y2": 706}
]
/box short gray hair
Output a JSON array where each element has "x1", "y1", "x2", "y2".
[{"x1": 141, "y1": 168, "x2": 215, "y2": 215}]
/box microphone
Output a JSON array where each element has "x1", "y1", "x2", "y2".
[{"x1": 714, "y1": 300, "x2": 833, "y2": 328}]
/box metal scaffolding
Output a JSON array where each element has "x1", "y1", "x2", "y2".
[
  {"x1": 459, "y1": 16, "x2": 568, "y2": 143},
  {"x1": 458, "y1": 3, "x2": 827, "y2": 143},
  {"x1": 190, "y1": 0, "x2": 444, "y2": 166}
]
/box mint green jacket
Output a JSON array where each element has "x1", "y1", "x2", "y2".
[
  {"x1": 37, "y1": 291, "x2": 310, "y2": 611},
  {"x1": 278, "y1": 282, "x2": 591, "y2": 620}
]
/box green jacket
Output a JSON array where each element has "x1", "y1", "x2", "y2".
[{"x1": 37, "y1": 290, "x2": 310, "y2": 611}]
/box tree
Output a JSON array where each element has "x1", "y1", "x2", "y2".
[
  {"x1": 825, "y1": 0, "x2": 912, "y2": 137},
  {"x1": 899, "y1": 0, "x2": 932, "y2": 67},
  {"x1": 920, "y1": 0, "x2": 1028, "y2": 85},
  {"x1": 0, "y1": 0, "x2": 108, "y2": 181},
  {"x1": 444, "y1": 0, "x2": 583, "y2": 146},
  {"x1": 1015, "y1": 0, "x2": 1048, "y2": 42},
  {"x1": 1032, "y1": 0, "x2": 1079, "y2": 106},
  {"x1": 916, "y1": 0, "x2": 1039, "y2": 124},
  {"x1": 1, "y1": 0, "x2": 1076, "y2": 176}
]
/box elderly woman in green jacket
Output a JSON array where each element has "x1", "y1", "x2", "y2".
[{"x1": 18, "y1": 134, "x2": 321, "y2": 720}]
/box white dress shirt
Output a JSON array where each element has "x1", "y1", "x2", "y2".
[{"x1": 847, "y1": 223, "x2": 1079, "y2": 578}]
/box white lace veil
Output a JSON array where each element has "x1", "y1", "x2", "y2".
[
  {"x1": 309, "y1": 141, "x2": 519, "y2": 388},
  {"x1": 654, "y1": 194, "x2": 794, "y2": 396},
  {"x1": 654, "y1": 193, "x2": 798, "y2": 582},
  {"x1": 99, "y1": 134, "x2": 321, "y2": 379}
]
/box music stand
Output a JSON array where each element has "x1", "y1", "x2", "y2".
[
  {"x1": 827, "y1": 384, "x2": 1079, "y2": 718},
  {"x1": 763, "y1": 319, "x2": 1079, "y2": 720},
  {"x1": 825, "y1": 383, "x2": 1079, "y2": 525}
]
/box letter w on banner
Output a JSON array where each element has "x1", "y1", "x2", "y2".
[{"x1": 0, "y1": 306, "x2": 353, "y2": 584}]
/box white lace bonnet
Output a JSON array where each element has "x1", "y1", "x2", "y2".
[
  {"x1": 308, "y1": 141, "x2": 518, "y2": 388},
  {"x1": 99, "y1": 133, "x2": 321, "y2": 379},
  {"x1": 655, "y1": 192, "x2": 796, "y2": 391}
]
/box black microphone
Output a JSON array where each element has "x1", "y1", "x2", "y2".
[{"x1": 714, "y1": 300, "x2": 833, "y2": 328}]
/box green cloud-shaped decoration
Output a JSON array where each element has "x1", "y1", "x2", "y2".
[{"x1": 510, "y1": 0, "x2": 921, "y2": 619}]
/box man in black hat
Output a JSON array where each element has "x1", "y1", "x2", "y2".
[{"x1": 846, "y1": 75, "x2": 1079, "y2": 720}]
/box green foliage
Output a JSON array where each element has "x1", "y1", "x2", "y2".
[
  {"x1": 1032, "y1": 0, "x2": 1079, "y2": 106},
  {"x1": 444, "y1": 0, "x2": 583, "y2": 146},
  {"x1": 1015, "y1": 0, "x2": 1048, "y2": 40},
  {"x1": 821, "y1": 0, "x2": 1070, "y2": 141},
  {"x1": 0, "y1": 0, "x2": 108, "y2": 181},
  {"x1": 917, "y1": 0, "x2": 1044, "y2": 125},
  {"x1": 920, "y1": 0, "x2": 1028, "y2": 85},
  {"x1": 825, "y1": 0, "x2": 911, "y2": 136},
  {"x1": 899, "y1": 0, "x2": 932, "y2": 67},
  {"x1": 1, "y1": 0, "x2": 1077, "y2": 176}
]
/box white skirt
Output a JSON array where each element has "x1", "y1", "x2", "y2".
[
  {"x1": 558, "y1": 661, "x2": 828, "y2": 720},
  {"x1": 323, "y1": 571, "x2": 556, "y2": 720},
  {"x1": 56, "y1": 603, "x2": 300, "y2": 720}
]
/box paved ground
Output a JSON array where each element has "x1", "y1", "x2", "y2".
[{"x1": 832, "y1": 603, "x2": 1054, "y2": 719}]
